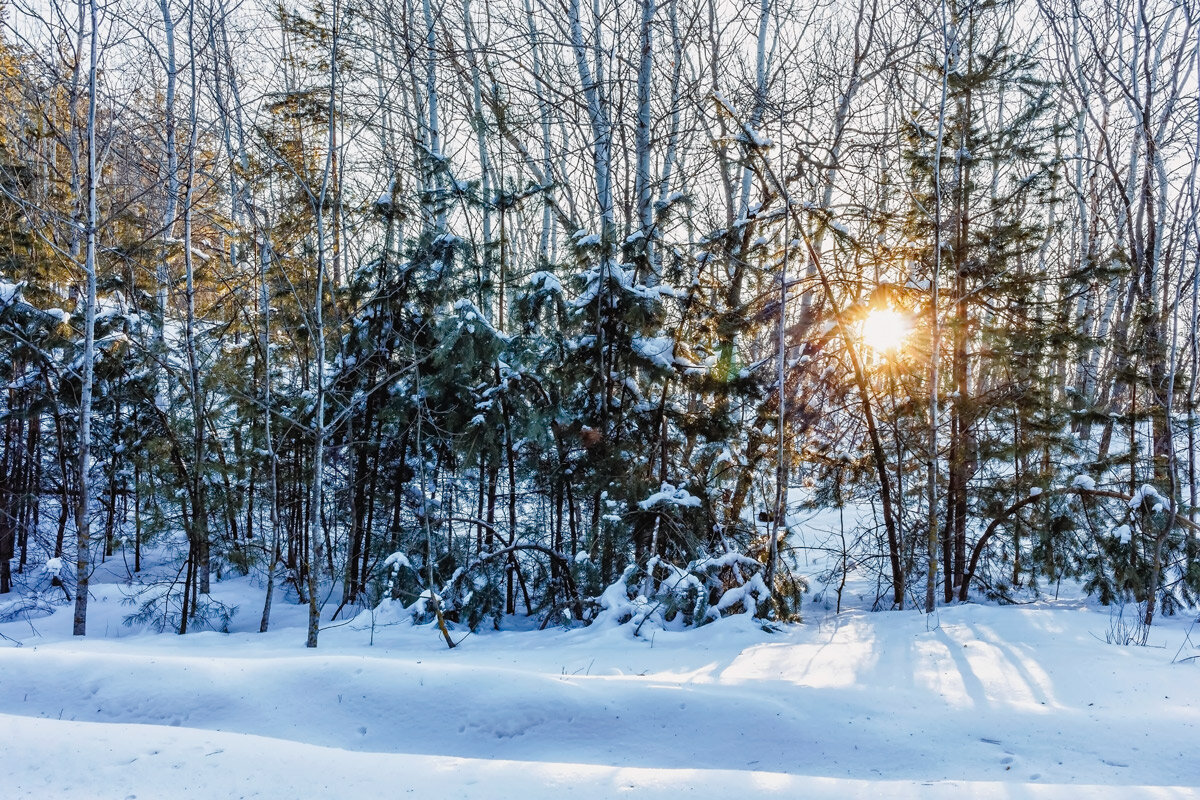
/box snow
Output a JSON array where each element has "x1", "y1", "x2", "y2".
[
  {"x1": 382, "y1": 551, "x2": 412, "y2": 572},
  {"x1": 741, "y1": 126, "x2": 773, "y2": 148},
  {"x1": 0, "y1": 552, "x2": 1197, "y2": 798},
  {"x1": 1129, "y1": 484, "x2": 1166, "y2": 510},
  {"x1": 529, "y1": 270, "x2": 562, "y2": 294},
  {"x1": 95, "y1": 291, "x2": 129, "y2": 321},
  {"x1": 639, "y1": 482, "x2": 702, "y2": 510},
  {"x1": 1071, "y1": 475, "x2": 1097, "y2": 491},
  {"x1": 632, "y1": 336, "x2": 676, "y2": 370},
  {"x1": 0, "y1": 279, "x2": 21, "y2": 305},
  {"x1": 712, "y1": 572, "x2": 769, "y2": 614},
  {"x1": 450, "y1": 298, "x2": 508, "y2": 342}
]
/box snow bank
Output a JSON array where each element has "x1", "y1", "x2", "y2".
[{"x1": 1, "y1": 543, "x2": 1198, "y2": 799}]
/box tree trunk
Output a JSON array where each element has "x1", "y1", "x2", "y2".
[{"x1": 73, "y1": 0, "x2": 100, "y2": 637}]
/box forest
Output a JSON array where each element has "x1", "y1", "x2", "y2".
[{"x1": 0, "y1": 0, "x2": 1198, "y2": 646}]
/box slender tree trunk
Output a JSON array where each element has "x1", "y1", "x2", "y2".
[
  {"x1": 73, "y1": 0, "x2": 100, "y2": 637},
  {"x1": 306, "y1": 0, "x2": 340, "y2": 648},
  {"x1": 634, "y1": 0, "x2": 656, "y2": 283},
  {"x1": 926, "y1": 0, "x2": 952, "y2": 615},
  {"x1": 259, "y1": 236, "x2": 282, "y2": 633},
  {"x1": 464, "y1": 0, "x2": 494, "y2": 315},
  {"x1": 183, "y1": 0, "x2": 209, "y2": 598},
  {"x1": 157, "y1": 0, "x2": 178, "y2": 413}
]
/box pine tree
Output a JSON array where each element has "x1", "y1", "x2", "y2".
[{"x1": 899, "y1": 0, "x2": 1067, "y2": 602}]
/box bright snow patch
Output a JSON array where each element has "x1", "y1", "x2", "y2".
[
  {"x1": 1071, "y1": 475, "x2": 1097, "y2": 491},
  {"x1": 632, "y1": 336, "x2": 676, "y2": 370},
  {"x1": 638, "y1": 482, "x2": 701, "y2": 510},
  {"x1": 0, "y1": 280, "x2": 21, "y2": 305},
  {"x1": 382, "y1": 552, "x2": 412, "y2": 573},
  {"x1": 529, "y1": 271, "x2": 562, "y2": 293},
  {"x1": 1128, "y1": 484, "x2": 1165, "y2": 510}
]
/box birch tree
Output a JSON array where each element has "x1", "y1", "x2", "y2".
[{"x1": 73, "y1": 0, "x2": 100, "y2": 636}]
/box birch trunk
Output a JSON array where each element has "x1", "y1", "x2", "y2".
[
  {"x1": 306, "y1": 0, "x2": 340, "y2": 649},
  {"x1": 634, "y1": 0, "x2": 656, "y2": 283},
  {"x1": 72, "y1": 0, "x2": 100, "y2": 636},
  {"x1": 926, "y1": 0, "x2": 952, "y2": 614},
  {"x1": 157, "y1": 0, "x2": 178, "y2": 412}
]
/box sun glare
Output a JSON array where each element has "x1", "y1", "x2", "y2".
[{"x1": 861, "y1": 308, "x2": 912, "y2": 353}]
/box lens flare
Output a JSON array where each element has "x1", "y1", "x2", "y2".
[{"x1": 860, "y1": 308, "x2": 912, "y2": 353}]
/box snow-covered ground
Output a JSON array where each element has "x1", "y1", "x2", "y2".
[{"x1": 2, "y1": 546, "x2": 1198, "y2": 799}]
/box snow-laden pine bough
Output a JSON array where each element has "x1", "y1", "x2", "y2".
[
  {"x1": 964, "y1": 482, "x2": 1200, "y2": 608},
  {"x1": 369, "y1": 511, "x2": 802, "y2": 644}
]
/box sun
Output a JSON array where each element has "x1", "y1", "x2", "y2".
[{"x1": 860, "y1": 307, "x2": 912, "y2": 353}]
